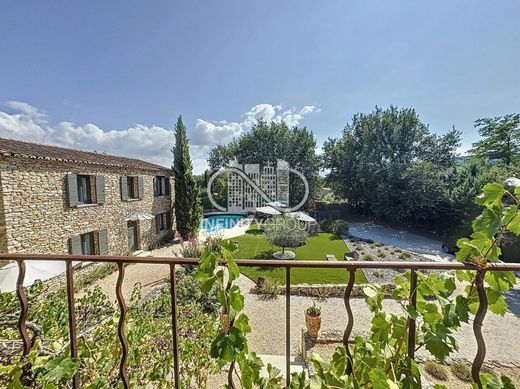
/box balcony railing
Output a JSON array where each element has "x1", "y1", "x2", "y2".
[{"x1": 1, "y1": 253, "x2": 519, "y2": 388}]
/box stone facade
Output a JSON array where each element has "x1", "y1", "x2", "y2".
[{"x1": 0, "y1": 155, "x2": 174, "y2": 255}]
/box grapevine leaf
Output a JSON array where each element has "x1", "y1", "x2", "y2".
[
  {"x1": 455, "y1": 238, "x2": 476, "y2": 262},
  {"x1": 455, "y1": 295, "x2": 470, "y2": 323},
  {"x1": 41, "y1": 355, "x2": 79, "y2": 382},
  {"x1": 475, "y1": 183, "x2": 504, "y2": 208},
  {"x1": 472, "y1": 206, "x2": 502, "y2": 238},
  {"x1": 503, "y1": 205, "x2": 520, "y2": 235},
  {"x1": 229, "y1": 285, "x2": 244, "y2": 312},
  {"x1": 227, "y1": 258, "x2": 240, "y2": 281},
  {"x1": 485, "y1": 271, "x2": 516, "y2": 292},
  {"x1": 486, "y1": 288, "x2": 508, "y2": 316},
  {"x1": 233, "y1": 314, "x2": 251, "y2": 333}
]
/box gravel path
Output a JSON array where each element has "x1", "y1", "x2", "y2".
[
  {"x1": 84, "y1": 243, "x2": 520, "y2": 366},
  {"x1": 238, "y1": 274, "x2": 520, "y2": 365}
]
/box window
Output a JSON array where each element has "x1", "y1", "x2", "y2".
[
  {"x1": 155, "y1": 212, "x2": 172, "y2": 233},
  {"x1": 67, "y1": 174, "x2": 105, "y2": 206},
  {"x1": 154, "y1": 176, "x2": 170, "y2": 197},
  {"x1": 80, "y1": 232, "x2": 95, "y2": 255},
  {"x1": 121, "y1": 176, "x2": 143, "y2": 201},
  {"x1": 127, "y1": 176, "x2": 136, "y2": 199},
  {"x1": 70, "y1": 229, "x2": 108, "y2": 255},
  {"x1": 77, "y1": 175, "x2": 92, "y2": 204}
]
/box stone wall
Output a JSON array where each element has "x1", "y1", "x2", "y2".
[{"x1": 0, "y1": 156, "x2": 174, "y2": 255}]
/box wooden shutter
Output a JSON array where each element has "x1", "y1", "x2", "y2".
[
  {"x1": 96, "y1": 175, "x2": 105, "y2": 204},
  {"x1": 155, "y1": 214, "x2": 161, "y2": 234},
  {"x1": 120, "y1": 176, "x2": 128, "y2": 201},
  {"x1": 69, "y1": 235, "x2": 81, "y2": 254},
  {"x1": 166, "y1": 211, "x2": 172, "y2": 229},
  {"x1": 98, "y1": 229, "x2": 109, "y2": 255},
  {"x1": 67, "y1": 174, "x2": 78, "y2": 207},
  {"x1": 153, "y1": 177, "x2": 157, "y2": 196},
  {"x1": 165, "y1": 177, "x2": 170, "y2": 196},
  {"x1": 138, "y1": 176, "x2": 144, "y2": 199}
]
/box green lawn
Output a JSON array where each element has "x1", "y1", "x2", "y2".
[{"x1": 234, "y1": 229, "x2": 350, "y2": 285}]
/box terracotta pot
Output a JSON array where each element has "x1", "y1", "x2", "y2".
[
  {"x1": 305, "y1": 310, "x2": 321, "y2": 339},
  {"x1": 257, "y1": 277, "x2": 266, "y2": 288},
  {"x1": 220, "y1": 310, "x2": 230, "y2": 334}
]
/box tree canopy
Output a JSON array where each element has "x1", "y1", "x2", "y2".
[
  {"x1": 323, "y1": 106, "x2": 463, "y2": 228},
  {"x1": 172, "y1": 116, "x2": 203, "y2": 239},
  {"x1": 208, "y1": 120, "x2": 320, "y2": 208},
  {"x1": 470, "y1": 113, "x2": 520, "y2": 166},
  {"x1": 263, "y1": 215, "x2": 308, "y2": 253}
]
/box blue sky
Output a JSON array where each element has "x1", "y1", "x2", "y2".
[{"x1": 1, "y1": 1, "x2": 519, "y2": 172}]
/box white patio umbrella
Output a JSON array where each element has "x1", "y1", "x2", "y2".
[
  {"x1": 255, "y1": 206, "x2": 281, "y2": 215},
  {"x1": 0, "y1": 260, "x2": 66, "y2": 293},
  {"x1": 286, "y1": 211, "x2": 316, "y2": 223}
]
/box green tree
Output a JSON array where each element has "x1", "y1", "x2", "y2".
[
  {"x1": 470, "y1": 113, "x2": 520, "y2": 166},
  {"x1": 172, "y1": 115, "x2": 203, "y2": 239},
  {"x1": 263, "y1": 215, "x2": 308, "y2": 254},
  {"x1": 208, "y1": 120, "x2": 321, "y2": 208},
  {"x1": 323, "y1": 106, "x2": 461, "y2": 229}
]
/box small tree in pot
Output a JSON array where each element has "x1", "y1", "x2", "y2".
[{"x1": 305, "y1": 303, "x2": 321, "y2": 339}]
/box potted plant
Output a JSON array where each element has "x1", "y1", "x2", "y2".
[
  {"x1": 305, "y1": 303, "x2": 321, "y2": 339},
  {"x1": 257, "y1": 277, "x2": 266, "y2": 289}
]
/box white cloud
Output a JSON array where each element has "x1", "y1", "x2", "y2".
[
  {"x1": 6, "y1": 101, "x2": 48, "y2": 123},
  {"x1": 0, "y1": 101, "x2": 318, "y2": 174},
  {"x1": 190, "y1": 103, "x2": 318, "y2": 147}
]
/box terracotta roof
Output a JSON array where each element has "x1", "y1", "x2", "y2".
[{"x1": 0, "y1": 137, "x2": 170, "y2": 172}]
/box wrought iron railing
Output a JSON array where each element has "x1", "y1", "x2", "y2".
[{"x1": 1, "y1": 253, "x2": 519, "y2": 388}]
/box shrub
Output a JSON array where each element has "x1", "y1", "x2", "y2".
[
  {"x1": 373, "y1": 242, "x2": 382, "y2": 247},
  {"x1": 362, "y1": 254, "x2": 373, "y2": 261},
  {"x1": 424, "y1": 360, "x2": 448, "y2": 380},
  {"x1": 355, "y1": 244, "x2": 363, "y2": 250},
  {"x1": 377, "y1": 252, "x2": 386, "y2": 258},
  {"x1": 319, "y1": 219, "x2": 335, "y2": 232},
  {"x1": 450, "y1": 361, "x2": 472, "y2": 382},
  {"x1": 402, "y1": 250, "x2": 412, "y2": 258},
  {"x1": 373, "y1": 270, "x2": 384, "y2": 278},
  {"x1": 262, "y1": 279, "x2": 282, "y2": 297},
  {"x1": 75, "y1": 263, "x2": 117, "y2": 290},
  {"x1": 181, "y1": 238, "x2": 202, "y2": 258},
  {"x1": 319, "y1": 219, "x2": 349, "y2": 235}
]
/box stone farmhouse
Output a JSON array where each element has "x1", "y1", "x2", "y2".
[{"x1": 0, "y1": 137, "x2": 174, "y2": 257}]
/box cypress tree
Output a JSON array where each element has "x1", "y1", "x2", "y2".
[{"x1": 172, "y1": 115, "x2": 202, "y2": 239}]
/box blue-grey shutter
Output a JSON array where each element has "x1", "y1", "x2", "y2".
[
  {"x1": 120, "y1": 176, "x2": 128, "y2": 201},
  {"x1": 165, "y1": 177, "x2": 170, "y2": 196},
  {"x1": 96, "y1": 175, "x2": 105, "y2": 204},
  {"x1": 155, "y1": 214, "x2": 161, "y2": 234},
  {"x1": 153, "y1": 177, "x2": 157, "y2": 196},
  {"x1": 98, "y1": 229, "x2": 109, "y2": 255},
  {"x1": 166, "y1": 211, "x2": 172, "y2": 229},
  {"x1": 138, "y1": 176, "x2": 144, "y2": 199},
  {"x1": 69, "y1": 235, "x2": 81, "y2": 254},
  {"x1": 67, "y1": 174, "x2": 78, "y2": 207}
]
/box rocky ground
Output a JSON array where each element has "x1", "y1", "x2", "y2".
[{"x1": 343, "y1": 235, "x2": 444, "y2": 284}]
